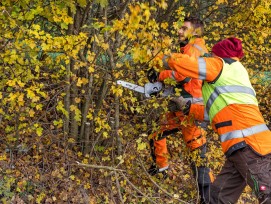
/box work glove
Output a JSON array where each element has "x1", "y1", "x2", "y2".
[
  {"x1": 168, "y1": 96, "x2": 191, "y2": 114},
  {"x1": 147, "y1": 68, "x2": 160, "y2": 83},
  {"x1": 144, "y1": 82, "x2": 163, "y2": 98},
  {"x1": 148, "y1": 164, "x2": 168, "y2": 179}
]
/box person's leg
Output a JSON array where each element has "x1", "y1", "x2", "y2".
[
  {"x1": 233, "y1": 146, "x2": 271, "y2": 204},
  {"x1": 180, "y1": 114, "x2": 206, "y2": 153},
  {"x1": 148, "y1": 112, "x2": 181, "y2": 169},
  {"x1": 190, "y1": 144, "x2": 214, "y2": 204},
  {"x1": 210, "y1": 156, "x2": 246, "y2": 204},
  {"x1": 181, "y1": 115, "x2": 212, "y2": 203}
]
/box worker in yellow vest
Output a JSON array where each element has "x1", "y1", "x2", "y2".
[{"x1": 160, "y1": 37, "x2": 271, "y2": 203}]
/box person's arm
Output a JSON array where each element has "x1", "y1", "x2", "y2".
[
  {"x1": 157, "y1": 54, "x2": 192, "y2": 82},
  {"x1": 158, "y1": 70, "x2": 187, "y2": 82},
  {"x1": 148, "y1": 54, "x2": 190, "y2": 82},
  {"x1": 163, "y1": 53, "x2": 223, "y2": 82}
]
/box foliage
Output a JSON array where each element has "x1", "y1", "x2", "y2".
[{"x1": 0, "y1": 0, "x2": 270, "y2": 203}]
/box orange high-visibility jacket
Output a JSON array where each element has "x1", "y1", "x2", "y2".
[
  {"x1": 158, "y1": 38, "x2": 209, "y2": 120},
  {"x1": 159, "y1": 38, "x2": 208, "y2": 96},
  {"x1": 163, "y1": 54, "x2": 271, "y2": 156}
]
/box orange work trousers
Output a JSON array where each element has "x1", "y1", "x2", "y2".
[{"x1": 149, "y1": 110, "x2": 207, "y2": 169}]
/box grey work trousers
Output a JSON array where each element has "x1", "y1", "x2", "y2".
[{"x1": 210, "y1": 146, "x2": 271, "y2": 204}]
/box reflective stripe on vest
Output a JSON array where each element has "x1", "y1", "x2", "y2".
[
  {"x1": 204, "y1": 109, "x2": 209, "y2": 121},
  {"x1": 198, "y1": 58, "x2": 207, "y2": 80},
  {"x1": 206, "y1": 85, "x2": 256, "y2": 114},
  {"x1": 220, "y1": 124, "x2": 269, "y2": 142}
]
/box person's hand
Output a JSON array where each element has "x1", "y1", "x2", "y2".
[
  {"x1": 147, "y1": 68, "x2": 160, "y2": 83},
  {"x1": 168, "y1": 96, "x2": 191, "y2": 114}
]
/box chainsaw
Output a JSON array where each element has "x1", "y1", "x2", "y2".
[{"x1": 116, "y1": 80, "x2": 173, "y2": 98}]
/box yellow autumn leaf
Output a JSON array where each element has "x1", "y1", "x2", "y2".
[
  {"x1": 68, "y1": 138, "x2": 75, "y2": 143},
  {"x1": 82, "y1": 77, "x2": 89, "y2": 84},
  {"x1": 116, "y1": 155, "x2": 124, "y2": 164},
  {"x1": 41, "y1": 42, "x2": 51, "y2": 51},
  {"x1": 102, "y1": 131, "x2": 109, "y2": 138},
  {"x1": 32, "y1": 95, "x2": 40, "y2": 102},
  {"x1": 84, "y1": 183, "x2": 91, "y2": 189},
  {"x1": 18, "y1": 93, "x2": 25, "y2": 106},
  {"x1": 76, "y1": 78, "x2": 83, "y2": 87},
  {"x1": 94, "y1": 34, "x2": 100, "y2": 43},
  {"x1": 88, "y1": 66, "x2": 94, "y2": 73},
  {"x1": 77, "y1": 0, "x2": 87, "y2": 7},
  {"x1": 137, "y1": 142, "x2": 146, "y2": 151},
  {"x1": 163, "y1": 36, "x2": 172, "y2": 47},
  {"x1": 102, "y1": 156, "x2": 110, "y2": 161},
  {"x1": 119, "y1": 44, "x2": 126, "y2": 51},
  {"x1": 143, "y1": 9, "x2": 151, "y2": 21},
  {"x1": 6, "y1": 80, "x2": 16, "y2": 87},
  {"x1": 32, "y1": 24, "x2": 40, "y2": 30},
  {"x1": 17, "y1": 81, "x2": 25, "y2": 87},
  {"x1": 0, "y1": 154, "x2": 7, "y2": 161},
  {"x1": 36, "y1": 127, "x2": 43, "y2": 136},
  {"x1": 75, "y1": 97, "x2": 81, "y2": 103},
  {"x1": 160, "y1": 0, "x2": 168, "y2": 9},
  {"x1": 161, "y1": 22, "x2": 168, "y2": 29},
  {"x1": 101, "y1": 43, "x2": 109, "y2": 50},
  {"x1": 28, "y1": 41, "x2": 36, "y2": 49},
  {"x1": 8, "y1": 92, "x2": 17, "y2": 102},
  {"x1": 70, "y1": 105, "x2": 77, "y2": 111},
  {"x1": 153, "y1": 102, "x2": 160, "y2": 108},
  {"x1": 36, "y1": 192, "x2": 46, "y2": 204},
  {"x1": 87, "y1": 112, "x2": 93, "y2": 120},
  {"x1": 27, "y1": 89, "x2": 36, "y2": 99},
  {"x1": 35, "y1": 104, "x2": 43, "y2": 110},
  {"x1": 29, "y1": 109, "x2": 35, "y2": 117}
]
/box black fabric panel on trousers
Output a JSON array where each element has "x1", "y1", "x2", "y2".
[
  {"x1": 156, "y1": 128, "x2": 180, "y2": 140},
  {"x1": 149, "y1": 139, "x2": 156, "y2": 162},
  {"x1": 186, "y1": 134, "x2": 203, "y2": 144}
]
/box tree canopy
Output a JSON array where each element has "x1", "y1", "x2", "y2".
[{"x1": 0, "y1": 0, "x2": 270, "y2": 203}]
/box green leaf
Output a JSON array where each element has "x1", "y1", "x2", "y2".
[
  {"x1": 77, "y1": 0, "x2": 87, "y2": 7},
  {"x1": 95, "y1": 0, "x2": 108, "y2": 8}
]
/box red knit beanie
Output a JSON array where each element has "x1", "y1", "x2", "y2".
[{"x1": 212, "y1": 37, "x2": 244, "y2": 59}]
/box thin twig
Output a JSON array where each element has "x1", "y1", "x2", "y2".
[
  {"x1": 120, "y1": 172, "x2": 157, "y2": 204},
  {"x1": 114, "y1": 171, "x2": 124, "y2": 204},
  {"x1": 138, "y1": 158, "x2": 190, "y2": 204},
  {"x1": 76, "y1": 161, "x2": 125, "y2": 172}
]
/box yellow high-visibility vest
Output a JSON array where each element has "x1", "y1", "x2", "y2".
[{"x1": 202, "y1": 58, "x2": 258, "y2": 122}]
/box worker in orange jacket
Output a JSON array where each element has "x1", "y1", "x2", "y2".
[
  {"x1": 160, "y1": 37, "x2": 271, "y2": 203},
  {"x1": 147, "y1": 17, "x2": 212, "y2": 203}
]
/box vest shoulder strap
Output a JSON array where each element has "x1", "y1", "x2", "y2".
[{"x1": 208, "y1": 58, "x2": 237, "y2": 84}]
